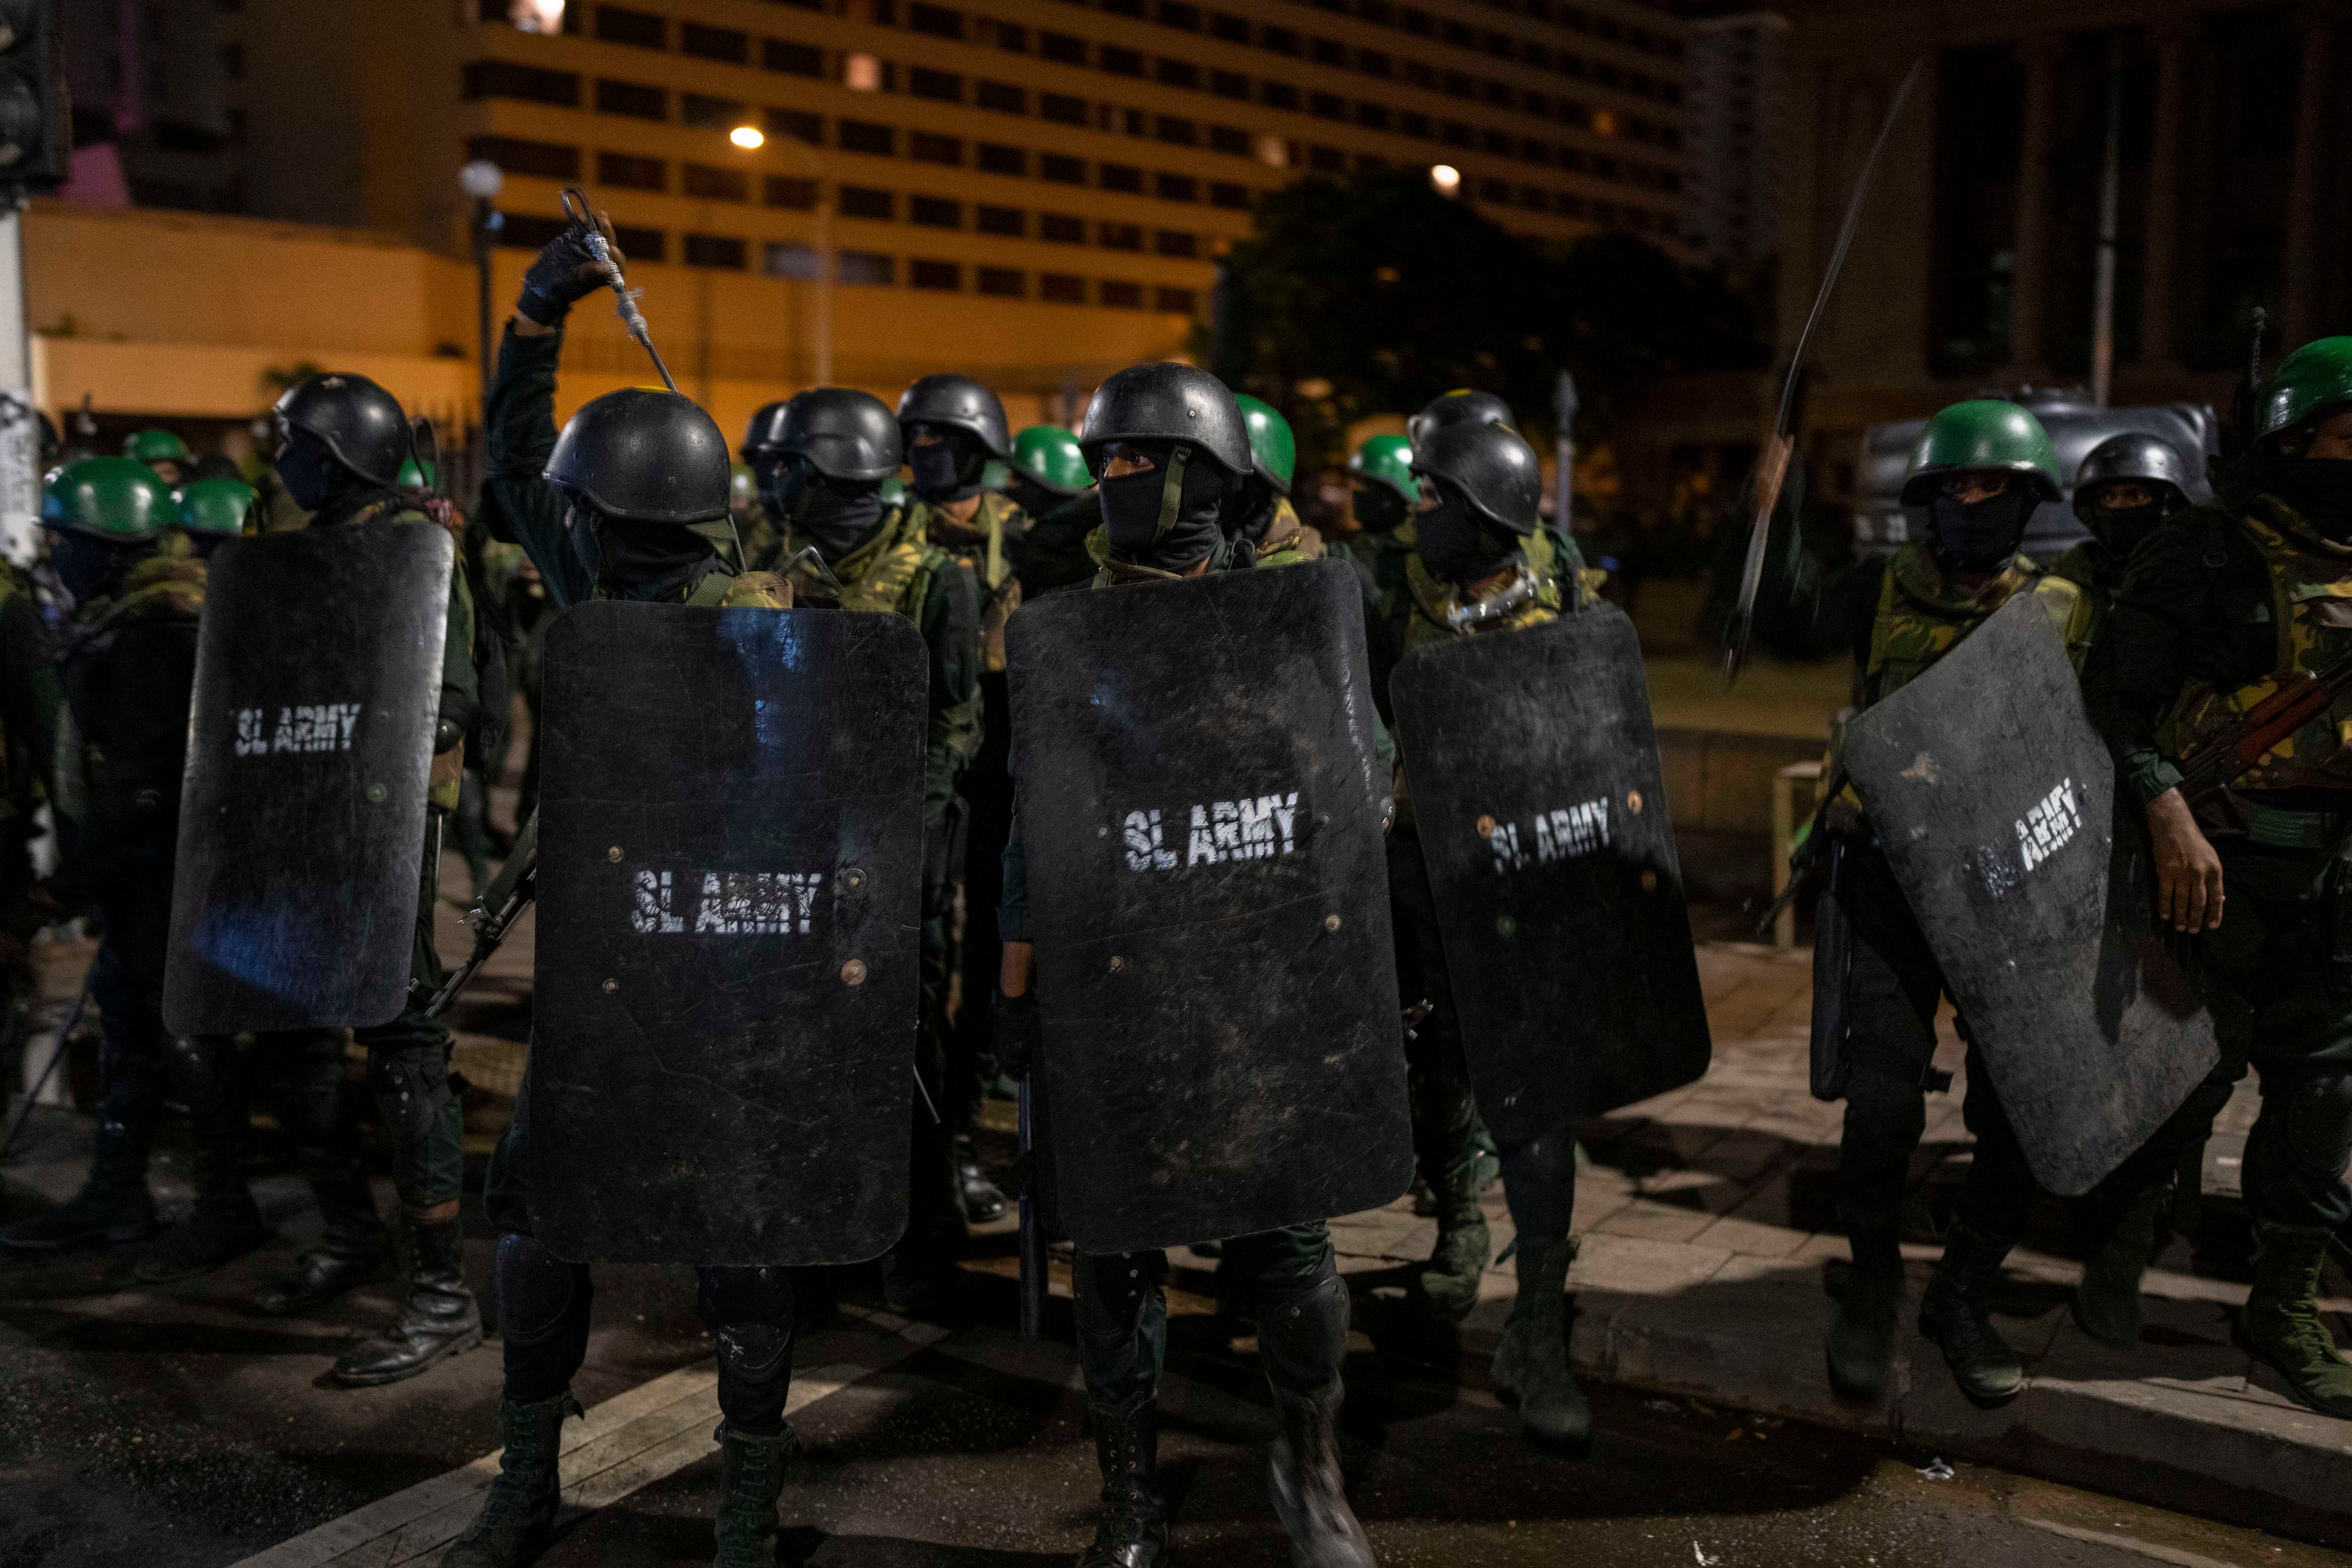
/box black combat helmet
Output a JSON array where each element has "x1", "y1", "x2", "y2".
[
  {"x1": 743, "y1": 388, "x2": 902, "y2": 480},
  {"x1": 2071, "y1": 432, "x2": 2196, "y2": 524},
  {"x1": 1408, "y1": 388, "x2": 1518, "y2": 449},
  {"x1": 1411, "y1": 420, "x2": 1543, "y2": 535},
  {"x1": 1077, "y1": 362, "x2": 1253, "y2": 477},
  {"x1": 545, "y1": 388, "x2": 732, "y2": 524},
  {"x1": 897, "y1": 373, "x2": 1011, "y2": 457},
  {"x1": 274, "y1": 373, "x2": 411, "y2": 488}
]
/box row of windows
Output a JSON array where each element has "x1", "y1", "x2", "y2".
[
  {"x1": 461, "y1": 69, "x2": 1682, "y2": 199},
  {"x1": 496, "y1": 210, "x2": 1196, "y2": 308},
  {"x1": 1042, "y1": 0, "x2": 1686, "y2": 62}
]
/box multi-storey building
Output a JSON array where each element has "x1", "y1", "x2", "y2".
[{"x1": 1680, "y1": 10, "x2": 1784, "y2": 273}]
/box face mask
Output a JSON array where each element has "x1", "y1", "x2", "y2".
[
  {"x1": 1927, "y1": 487, "x2": 2035, "y2": 573},
  {"x1": 1229, "y1": 475, "x2": 1280, "y2": 546},
  {"x1": 1354, "y1": 485, "x2": 1410, "y2": 536},
  {"x1": 1414, "y1": 488, "x2": 1517, "y2": 584},
  {"x1": 1097, "y1": 446, "x2": 1225, "y2": 572},
  {"x1": 779, "y1": 462, "x2": 887, "y2": 562},
  {"x1": 2265, "y1": 458, "x2": 2352, "y2": 541},
  {"x1": 49, "y1": 532, "x2": 139, "y2": 606},
  {"x1": 907, "y1": 434, "x2": 976, "y2": 500},
  {"x1": 274, "y1": 429, "x2": 340, "y2": 512},
  {"x1": 1008, "y1": 477, "x2": 1066, "y2": 521},
  {"x1": 2089, "y1": 501, "x2": 2167, "y2": 559},
  {"x1": 596, "y1": 514, "x2": 713, "y2": 597}
]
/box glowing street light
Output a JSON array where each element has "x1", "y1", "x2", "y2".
[
  {"x1": 1429, "y1": 164, "x2": 1462, "y2": 197},
  {"x1": 731, "y1": 124, "x2": 765, "y2": 150}
]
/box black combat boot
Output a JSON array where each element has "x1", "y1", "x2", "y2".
[
  {"x1": 0, "y1": 1116, "x2": 160, "y2": 1251},
  {"x1": 1490, "y1": 1235, "x2": 1590, "y2": 1449},
  {"x1": 1825, "y1": 1235, "x2": 1904, "y2": 1400},
  {"x1": 1418, "y1": 1173, "x2": 1490, "y2": 1326},
  {"x1": 333, "y1": 1219, "x2": 484, "y2": 1386},
  {"x1": 1918, "y1": 1217, "x2": 2025, "y2": 1407},
  {"x1": 138, "y1": 1035, "x2": 270, "y2": 1283},
  {"x1": 2235, "y1": 1222, "x2": 2352, "y2": 1418},
  {"x1": 438, "y1": 1390, "x2": 579, "y2": 1568},
  {"x1": 2073, "y1": 1179, "x2": 2170, "y2": 1349},
  {"x1": 954, "y1": 1132, "x2": 1008, "y2": 1224},
  {"x1": 711, "y1": 1422, "x2": 800, "y2": 1568},
  {"x1": 1261, "y1": 1275, "x2": 1375, "y2": 1568},
  {"x1": 1078, "y1": 1396, "x2": 1167, "y2": 1568}
]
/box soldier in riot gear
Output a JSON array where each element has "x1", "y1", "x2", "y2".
[
  {"x1": 0, "y1": 461, "x2": 239, "y2": 1266},
  {"x1": 741, "y1": 382, "x2": 984, "y2": 1314},
  {"x1": 2044, "y1": 433, "x2": 2200, "y2": 664},
  {"x1": 1407, "y1": 388, "x2": 1515, "y2": 448},
  {"x1": 1227, "y1": 395, "x2": 1320, "y2": 566},
  {"x1": 1007, "y1": 423, "x2": 1100, "y2": 598},
  {"x1": 172, "y1": 476, "x2": 254, "y2": 558},
  {"x1": 2090, "y1": 336, "x2": 2352, "y2": 1419},
  {"x1": 124, "y1": 428, "x2": 193, "y2": 487},
  {"x1": 435, "y1": 216, "x2": 808, "y2": 1568},
  {"x1": 997, "y1": 362, "x2": 1381, "y2": 1568},
  {"x1": 240, "y1": 370, "x2": 488, "y2": 1381},
  {"x1": 1344, "y1": 435, "x2": 1418, "y2": 594},
  {"x1": 1766, "y1": 400, "x2": 2090, "y2": 1409},
  {"x1": 898, "y1": 373, "x2": 1021, "y2": 1226}
]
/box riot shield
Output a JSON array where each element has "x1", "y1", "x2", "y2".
[
  {"x1": 163, "y1": 522, "x2": 453, "y2": 1035},
  {"x1": 1842, "y1": 591, "x2": 2218, "y2": 1196},
  {"x1": 528, "y1": 602, "x2": 927, "y2": 1266},
  {"x1": 1389, "y1": 605, "x2": 1712, "y2": 1144},
  {"x1": 1006, "y1": 560, "x2": 1412, "y2": 1256}
]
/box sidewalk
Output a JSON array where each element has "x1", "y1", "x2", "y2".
[{"x1": 1306, "y1": 939, "x2": 2352, "y2": 1549}]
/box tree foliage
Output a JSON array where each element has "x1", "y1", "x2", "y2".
[{"x1": 1209, "y1": 173, "x2": 1767, "y2": 475}]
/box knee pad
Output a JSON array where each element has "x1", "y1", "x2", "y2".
[
  {"x1": 696, "y1": 1265, "x2": 795, "y2": 1335},
  {"x1": 2282, "y1": 1073, "x2": 2352, "y2": 1183},
  {"x1": 495, "y1": 1234, "x2": 590, "y2": 1347},
  {"x1": 1258, "y1": 1272, "x2": 1350, "y2": 1396},
  {"x1": 369, "y1": 1046, "x2": 451, "y2": 1142},
  {"x1": 712, "y1": 1320, "x2": 792, "y2": 1391}
]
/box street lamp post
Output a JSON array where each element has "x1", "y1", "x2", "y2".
[
  {"x1": 733, "y1": 124, "x2": 834, "y2": 390},
  {"x1": 458, "y1": 160, "x2": 506, "y2": 424}
]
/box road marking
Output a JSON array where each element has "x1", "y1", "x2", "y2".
[
  {"x1": 229, "y1": 1305, "x2": 949, "y2": 1568},
  {"x1": 2019, "y1": 1517, "x2": 2249, "y2": 1568}
]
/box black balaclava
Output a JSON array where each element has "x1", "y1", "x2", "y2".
[
  {"x1": 1416, "y1": 478, "x2": 1521, "y2": 585},
  {"x1": 1229, "y1": 473, "x2": 1281, "y2": 547},
  {"x1": 907, "y1": 427, "x2": 985, "y2": 503},
  {"x1": 765, "y1": 456, "x2": 888, "y2": 563},
  {"x1": 49, "y1": 533, "x2": 143, "y2": 607},
  {"x1": 567, "y1": 504, "x2": 714, "y2": 601},
  {"x1": 1097, "y1": 440, "x2": 1228, "y2": 573},
  {"x1": 2264, "y1": 457, "x2": 2352, "y2": 542},
  {"x1": 2081, "y1": 486, "x2": 2171, "y2": 562},
  {"x1": 1927, "y1": 481, "x2": 2037, "y2": 575},
  {"x1": 1353, "y1": 483, "x2": 1411, "y2": 537},
  {"x1": 1008, "y1": 476, "x2": 1070, "y2": 521},
  {"x1": 274, "y1": 427, "x2": 342, "y2": 512}
]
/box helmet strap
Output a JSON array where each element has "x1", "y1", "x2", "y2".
[{"x1": 1155, "y1": 446, "x2": 1190, "y2": 542}]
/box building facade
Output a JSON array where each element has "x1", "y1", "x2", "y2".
[{"x1": 1680, "y1": 10, "x2": 1784, "y2": 272}]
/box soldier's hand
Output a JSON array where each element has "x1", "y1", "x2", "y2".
[
  {"x1": 2146, "y1": 788, "x2": 2225, "y2": 933},
  {"x1": 516, "y1": 213, "x2": 623, "y2": 326},
  {"x1": 993, "y1": 989, "x2": 1041, "y2": 1081}
]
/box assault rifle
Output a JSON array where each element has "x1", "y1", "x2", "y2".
[
  {"x1": 2174, "y1": 652, "x2": 2352, "y2": 807},
  {"x1": 423, "y1": 808, "x2": 537, "y2": 1019}
]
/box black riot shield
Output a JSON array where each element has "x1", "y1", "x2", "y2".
[
  {"x1": 528, "y1": 602, "x2": 927, "y2": 1266},
  {"x1": 1006, "y1": 560, "x2": 1411, "y2": 1256},
  {"x1": 1389, "y1": 605, "x2": 1712, "y2": 1145},
  {"x1": 1841, "y1": 592, "x2": 2218, "y2": 1196},
  {"x1": 163, "y1": 522, "x2": 453, "y2": 1036}
]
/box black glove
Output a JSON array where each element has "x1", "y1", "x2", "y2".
[
  {"x1": 993, "y1": 989, "x2": 1041, "y2": 1082},
  {"x1": 516, "y1": 224, "x2": 618, "y2": 326}
]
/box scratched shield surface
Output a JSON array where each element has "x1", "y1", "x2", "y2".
[
  {"x1": 164, "y1": 522, "x2": 452, "y2": 1036},
  {"x1": 1005, "y1": 560, "x2": 1411, "y2": 1254},
  {"x1": 1843, "y1": 592, "x2": 2218, "y2": 1195},
  {"x1": 530, "y1": 603, "x2": 926, "y2": 1265},
  {"x1": 1389, "y1": 605, "x2": 1711, "y2": 1144}
]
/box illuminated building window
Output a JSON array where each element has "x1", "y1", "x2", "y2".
[{"x1": 765, "y1": 242, "x2": 819, "y2": 279}]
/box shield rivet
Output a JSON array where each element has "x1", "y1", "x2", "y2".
[
  {"x1": 1641, "y1": 870, "x2": 1659, "y2": 892},
  {"x1": 607, "y1": 845, "x2": 623, "y2": 862},
  {"x1": 844, "y1": 868, "x2": 865, "y2": 889},
  {"x1": 1097, "y1": 825, "x2": 1109, "y2": 837},
  {"x1": 1626, "y1": 789, "x2": 1644, "y2": 814},
  {"x1": 1475, "y1": 814, "x2": 1497, "y2": 838},
  {"x1": 1324, "y1": 913, "x2": 1342, "y2": 931},
  {"x1": 842, "y1": 959, "x2": 868, "y2": 986},
  {"x1": 366, "y1": 783, "x2": 387, "y2": 804},
  {"x1": 1495, "y1": 914, "x2": 1518, "y2": 937},
  {"x1": 1109, "y1": 955, "x2": 1126, "y2": 971},
  {"x1": 601, "y1": 978, "x2": 618, "y2": 994}
]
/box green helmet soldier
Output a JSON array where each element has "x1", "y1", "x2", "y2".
[
  {"x1": 1006, "y1": 425, "x2": 1101, "y2": 598},
  {"x1": 42, "y1": 457, "x2": 172, "y2": 607},
  {"x1": 1007, "y1": 424, "x2": 1089, "y2": 517},
  {"x1": 1228, "y1": 394, "x2": 1314, "y2": 563},
  {"x1": 1349, "y1": 434, "x2": 1417, "y2": 537},
  {"x1": 175, "y1": 476, "x2": 255, "y2": 559},
  {"x1": 2257, "y1": 335, "x2": 2352, "y2": 450},
  {"x1": 1900, "y1": 400, "x2": 2062, "y2": 577},
  {"x1": 123, "y1": 428, "x2": 193, "y2": 486}
]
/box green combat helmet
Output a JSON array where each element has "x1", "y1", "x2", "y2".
[
  {"x1": 1010, "y1": 424, "x2": 1089, "y2": 496},
  {"x1": 1899, "y1": 399, "x2": 2063, "y2": 504},
  {"x1": 1233, "y1": 393, "x2": 1296, "y2": 494},
  {"x1": 879, "y1": 473, "x2": 908, "y2": 509},
  {"x1": 123, "y1": 428, "x2": 192, "y2": 468},
  {"x1": 2257, "y1": 336, "x2": 2352, "y2": 445},
  {"x1": 178, "y1": 476, "x2": 256, "y2": 537},
  {"x1": 1349, "y1": 434, "x2": 1418, "y2": 505},
  {"x1": 43, "y1": 457, "x2": 175, "y2": 541},
  {"x1": 396, "y1": 458, "x2": 437, "y2": 490}
]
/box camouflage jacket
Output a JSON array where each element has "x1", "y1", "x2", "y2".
[
  {"x1": 911, "y1": 489, "x2": 1026, "y2": 673},
  {"x1": 1858, "y1": 541, "x2": 2086, "y2": 713}
]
